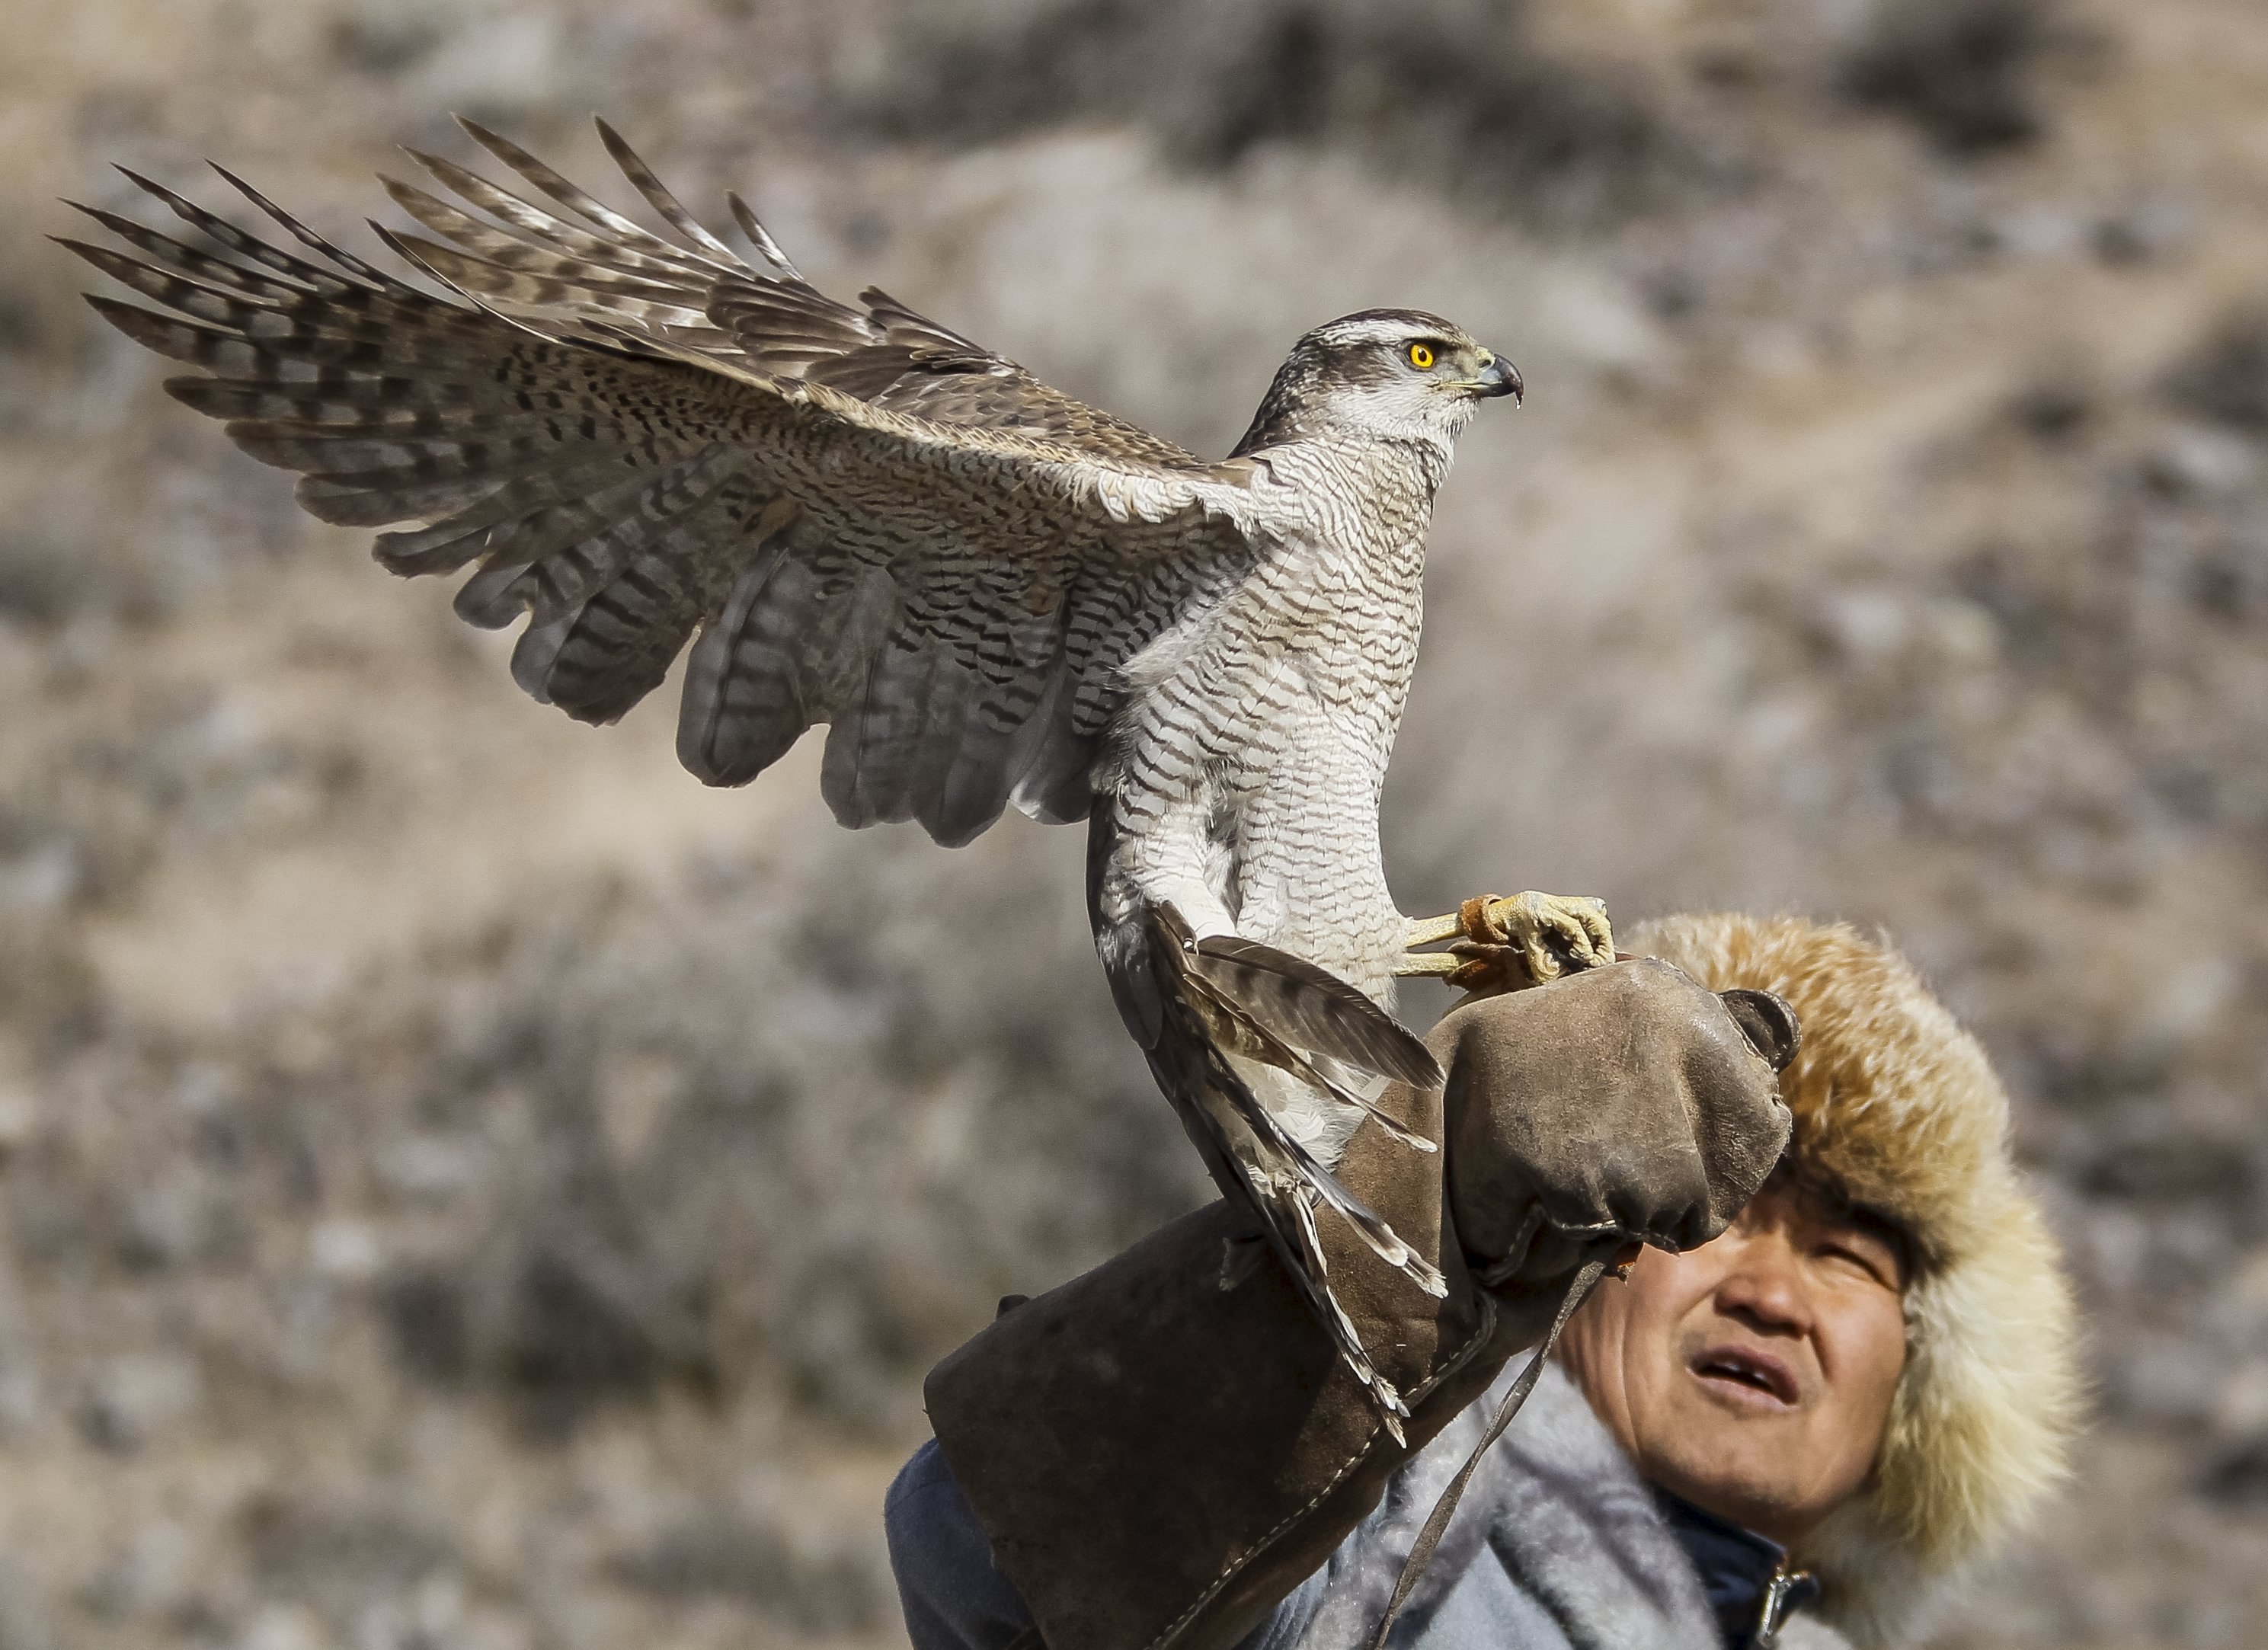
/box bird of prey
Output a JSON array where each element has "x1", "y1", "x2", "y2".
[{"x1": 62, "y1": 122, "x2": 1614, "y2": 1426}]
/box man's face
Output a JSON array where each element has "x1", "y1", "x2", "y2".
[{"x1": 1556, "y1": 1173, "x2": 1909, "y2": 1546}]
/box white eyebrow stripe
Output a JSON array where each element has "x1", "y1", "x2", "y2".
[{"x1": 1310, "y1": 319, "x2": 1463, "y2": 351}]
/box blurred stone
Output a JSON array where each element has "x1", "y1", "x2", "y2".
[
  {"x1": 2081, "y1": 1134, "x2": 2254, "y2": 1204},
  {"x1": 236, "y1": 1602, "x2": 337, "y2": 1650},
  {"x1": 309, "y1": 1219, "x2": 383, "y2": 1281},
  {"x1": 2199, "y1": 1435, "x2": 2268, "y2": 1508},
  {"x1": 1840, "y1": 0, "x2": 2064, "y2": 156},
  {"x1": 2166, "y1": 305, "x2": 2268, "y2": 431},
  {"x1": 382, "y1": 1271, "x2": 472, "y2": 1389},
  {"x1": 502, "y1": 1251, "x2": 664, "y2": 1437},
  {"x1": 75, "y1": 1355, "x2": 203, "y2": 1454},
  {"x1": 2094, "y1": 193, "x2": 2195, "y2": 266},
  {"x1": 2012, "y1": 379, "x2": 2091, "y2": 442},
  {"x1": 2211, "y1": 1361, "x2": 2268, "y2": 1439},
  {"x1": 2142, "y1": 426, "x2": 2259, "y2": 500},
  {"x1": 606, "y1": 1516, "x2": 881, "y2": 1632}
]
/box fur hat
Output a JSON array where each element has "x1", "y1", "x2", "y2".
[{"x1": 1625, "y1": 913, "x2": 2084, "y2": 1647}]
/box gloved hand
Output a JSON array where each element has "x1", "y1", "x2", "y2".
[
  {"x1": 923, "y1": 958, "x2": 1794, "y2": 1650},
  {"x1": 1434, "y1": 958, "x2": 1796, "y2": 1293}
]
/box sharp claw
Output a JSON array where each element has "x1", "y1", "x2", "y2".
[{"x1": 1405, "y1": 891, "x2": 1614, "y2": 992}]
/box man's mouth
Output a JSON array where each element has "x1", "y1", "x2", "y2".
[{"x1": 1689, "y1": 1345, "x2": 1800, "y2": 1406}]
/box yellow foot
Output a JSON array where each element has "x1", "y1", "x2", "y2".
[{"x1": 1396, "y1": 891, "x2": 1615, "y2": 994}]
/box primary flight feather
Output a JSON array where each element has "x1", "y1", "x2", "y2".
[{"x1": 63, "y1": 120, "x2": 1614, "y2": 1425}]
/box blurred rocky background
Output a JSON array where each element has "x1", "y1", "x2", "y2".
[{"x1": 2, "y1": 0, "x2": 2263, "y2": 1644}]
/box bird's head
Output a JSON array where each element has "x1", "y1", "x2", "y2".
[{"x1": 1230, "y1": 309, "x2": 1521, "y2": 459}]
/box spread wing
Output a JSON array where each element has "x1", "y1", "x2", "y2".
[{"x1": 62, "y1": 119, "x2": 1269, "y2": 846}]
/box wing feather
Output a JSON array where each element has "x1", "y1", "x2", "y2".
[
  {"x1": 67, "y1": 124, "x2": 1266, "y2": 846},
  {"x1": 514, "y1": 478, "x2": 753, "y2": 724},
  {"x1": 382, "y1": 173, "x2": 716, "y2": 307},
  {"x1": 674, "y1": 536, "x2": 808, "y2": 785},
  {"x1": 206, "y1": 163, "x2": 432, "y2": 297},
  {"x1": 454, "y1": 117, "x2": 696, "y2": 257},
  {"x1": 593, "y1": 118, "x2": 749, "y2": 269}
]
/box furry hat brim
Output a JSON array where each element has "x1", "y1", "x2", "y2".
[{"x1": 1626, "y1": 913, "x2": 2084, "y2": 1646}]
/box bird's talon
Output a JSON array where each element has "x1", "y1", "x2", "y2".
[
  {"x1": 1394, "y1": 890, "x2": 1614, "y2": 993},
  {"x1": 1483, "y1": 891, "x2": 1616, "y2": 977}
]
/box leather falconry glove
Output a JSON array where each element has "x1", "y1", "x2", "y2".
[{"x1": 923, "y1": 957, "x2": 1796, "y2": 1650}]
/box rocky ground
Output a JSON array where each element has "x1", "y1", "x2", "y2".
[{"x1": 3, "y1": 1, "x2": 2266, "y2": 1645}]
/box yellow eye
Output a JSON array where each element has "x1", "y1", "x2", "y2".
[{"x1": 1406, "y1": 342, "x2": 1435, "y2": 369}]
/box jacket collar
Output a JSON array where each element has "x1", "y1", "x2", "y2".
[{"x1": 1654, "y1": 1491, "x2": 1822, "y2": 1648}]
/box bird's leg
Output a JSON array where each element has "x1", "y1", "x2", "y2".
[{"x1": 1396, "y1": 891, "x2": 1615, "y2": 996}]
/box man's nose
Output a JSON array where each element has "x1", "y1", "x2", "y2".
[{"x1": 1713, "y1": 1229, "x2": 1815, "y2": 1338}]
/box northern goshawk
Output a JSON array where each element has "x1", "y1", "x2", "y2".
[{"x1": 64, "y1": 122, "x2": 1614, "y2": 1427}]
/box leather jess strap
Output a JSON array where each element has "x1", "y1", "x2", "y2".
[{"x1": 1364, "y1": 1255, "x2": 1614, "y2": 1650}]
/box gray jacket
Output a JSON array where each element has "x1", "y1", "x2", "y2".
[{"x1": 887, "y1": 1361, "x2": 1851, "y2": 1650}]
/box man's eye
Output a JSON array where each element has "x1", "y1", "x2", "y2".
[
  {"x1": 1824, "y1": 1243, "x2": 1893, "y2": 1286},
  {"x1": 1406, "y1": 342, "x2": 1435, "y2": 369}
]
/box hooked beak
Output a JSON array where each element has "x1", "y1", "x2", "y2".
[{"x1": 1473, "y1": 351, "x2": 1523, "y2": 404}]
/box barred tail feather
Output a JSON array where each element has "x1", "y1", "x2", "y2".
[
  {"x1": 1190, "y1": 933, "x2": 1442, "y2": 1090},
  {"x1": 1237, "y1": 1060, "x2": 1445, "y2": 1299},
  {"x1": 1152, "y1": 1009, "x2": 1416, "y2": 1428},
  {"x1": 1216, "y1": 1074, "x2": 1417, "y2": 1428},
  {"x1": 1288, "y1": 1189, "x2": 1406, "y2": 1444},
  {"x1": 1121, "y1": 901, "x2": 1447, "y2": 1422}
]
